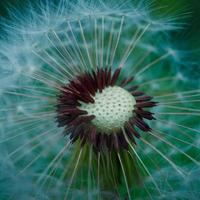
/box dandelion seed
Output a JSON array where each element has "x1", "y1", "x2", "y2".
[{"x1": 0, "y1": 0, "x2": 200, "y2": 200}]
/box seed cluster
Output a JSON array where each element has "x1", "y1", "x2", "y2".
[
  {"x1": 56, "y1": 67, "x2": 156, "y2": 151},
  {"x1": 81, "y1": 86, "x2": 136, "y2": 134}
]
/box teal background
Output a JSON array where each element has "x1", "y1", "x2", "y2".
[
  {"x1": 0, "y1": 0, "x2": 199, "y2": 50},
  {"x1": 0, "y1": 1, "x2": 200, "y2": 199}
]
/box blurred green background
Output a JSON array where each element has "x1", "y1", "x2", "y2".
[
  {"x1": 0, "y1": 1, "x2": 199, "y2": 199},
  {"x1": 0, "y1": 0, "x2": 199, "y2": 78},
  {"x1": 0, "y1": 0, "x2": 199, "y2": 45}
]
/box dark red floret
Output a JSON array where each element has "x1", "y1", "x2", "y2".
[{"x1": 56, "y1": 67, "x2": 157, "y2": 152}]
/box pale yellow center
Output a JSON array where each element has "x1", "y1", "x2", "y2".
[{"x1": 80, "y1": 86, "x2": 136, "y2": 134}]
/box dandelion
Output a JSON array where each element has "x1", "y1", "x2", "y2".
[{"x1": 0, "y1": 0, "x2": 200, "y2": 199}]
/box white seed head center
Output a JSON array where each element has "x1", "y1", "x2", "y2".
[{"x1": 80, "y1": 86, "x2": 136, "y2": 134}]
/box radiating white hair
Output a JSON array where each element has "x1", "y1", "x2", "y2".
[{"x1": 0, "y1": 1, "x2": 199, "y2": 200}]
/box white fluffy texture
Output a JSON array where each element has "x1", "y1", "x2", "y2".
[
  {"x1": 0, "y1": 0, "x2": 199, "y2": 200},
  {"x1": 81, "y1": 86, "x2": 136, "y2": 133},
  {"x1": 0, "y1": 0, "x2": 185, "y2": 92}
]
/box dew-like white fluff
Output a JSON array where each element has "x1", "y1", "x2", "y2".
[
  {"x1": 0, "y1": 0, "x2": 200, "y2": 200},
  {"x1": 81, "y1": 86, "x2": 136, "y2": 133}
]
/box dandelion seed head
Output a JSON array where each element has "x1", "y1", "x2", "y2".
[
  {"x1": 81, "y1": 86, "x2": 136, "y2": 134},
  {"x1": 56, "y1": 67, "x2": 156, "y2": 151},
  {"x1": 0, "y1": 0, "x2": 199, "y2": 199}
]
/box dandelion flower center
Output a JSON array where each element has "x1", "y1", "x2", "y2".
[
  {"x1": 81, "y1": 86, "x2": 136, "y2": 134},
  {"x1": 56, "y1": 67, "x2": 156, "y2": 151}
]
